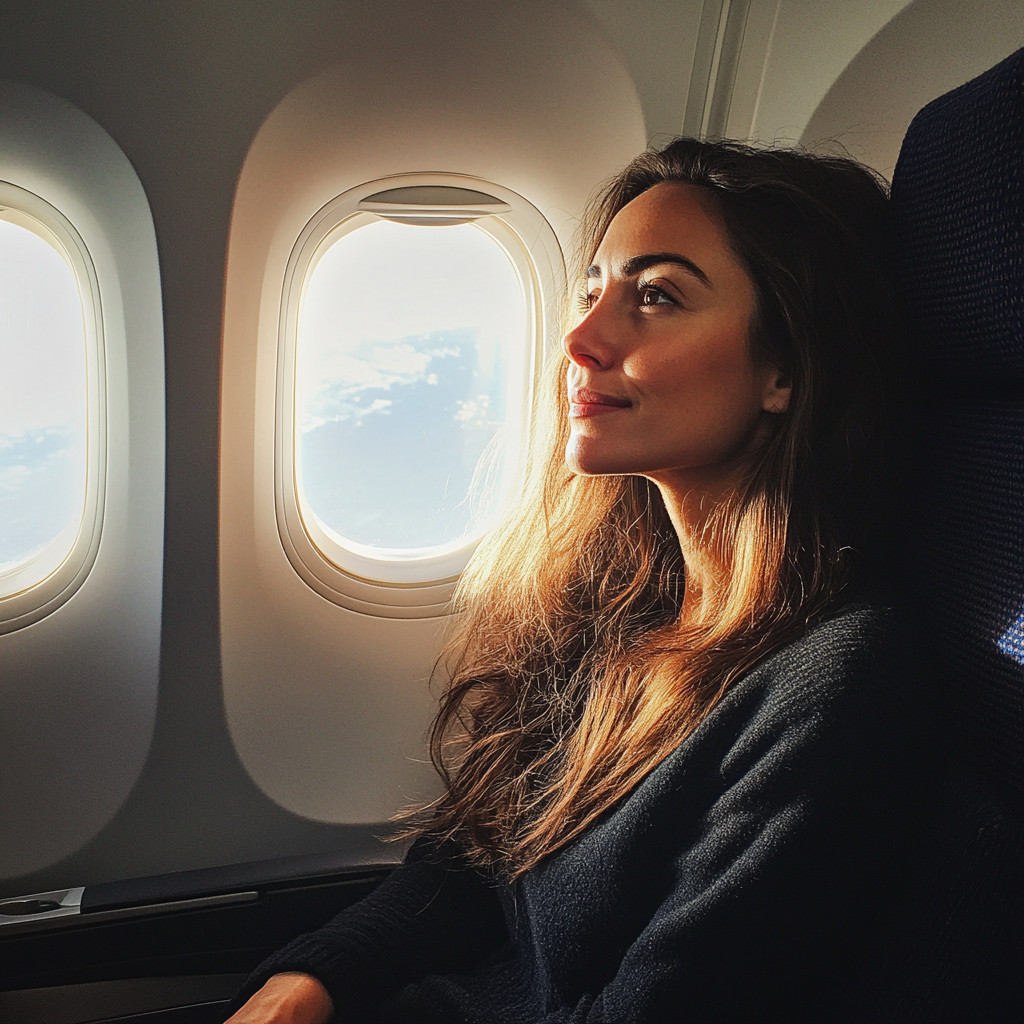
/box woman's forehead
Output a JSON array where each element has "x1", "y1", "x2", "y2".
[{"x1": 593, "y1": 183, "x2": 738, "y2": 277}]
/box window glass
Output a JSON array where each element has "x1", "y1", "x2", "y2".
[
  {"x1": 0, "y1": 216, "x2": 88, "y2": 573},
  {"x1": 0, "y1": 215, "x2": 88, "y2": 577},
  {"x1": 295, "y1": 218, "x2": 527, "y2": 555}
]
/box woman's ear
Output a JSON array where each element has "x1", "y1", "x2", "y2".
[{"x1": 761, "y1": 366, "x2": 792, "y2": 415}]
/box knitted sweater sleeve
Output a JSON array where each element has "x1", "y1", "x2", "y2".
[{"x1": 227, "y1": 837, "x2": 507, "y2": 1016}]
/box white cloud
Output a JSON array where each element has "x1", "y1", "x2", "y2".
[
  {"x1": 296, "y1": 218, "x2": 525, "y2": 400},
  {"x1": 0, "y1": 464, "x2": 31, "y2": 492}
]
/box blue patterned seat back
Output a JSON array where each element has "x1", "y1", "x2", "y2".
[{"x1": 891, "y1": 47, "x2": 1024, "y2": 796}]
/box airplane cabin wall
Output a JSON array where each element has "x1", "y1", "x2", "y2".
[
  {"x1": 0, "y1": 83, "x2": 165, "y2": 882},
  {"x1": 0, "y1": 0, "x2": 1021, "y2": 898}
]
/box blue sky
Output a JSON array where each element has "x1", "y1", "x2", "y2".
[{"x1": 301, "y1": 327, "x2": 507, "y2": 548}]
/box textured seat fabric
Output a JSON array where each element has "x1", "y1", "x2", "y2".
[
  {"x1": 890, "y1": 49, "x2": 1024, "y2": 383},
  {"x1": 891, "y1": 44, "x2": 1024, "y2": 800},
  {"x1": 915, "y1": 401, "x2": 1024, "y2": 792},
  {"x1": 868, "y1": 45, "x2": 1024, "y2": 1021}
]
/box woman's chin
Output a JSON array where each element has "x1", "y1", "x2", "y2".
[{"x1": 565, "y1": 439, "x2": 627, "y2": 477}]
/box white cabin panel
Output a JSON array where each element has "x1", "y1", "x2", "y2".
[{"x1": 0, "y1": 83, "x2": 164, "y2": 879}]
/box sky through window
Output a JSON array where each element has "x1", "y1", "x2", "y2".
[
  {"x1": 296, "y1": 218, "x2": 527, "y2": 552},
  {"x1": 0, "y1": 217, "x2": 87, "y2": 571}
]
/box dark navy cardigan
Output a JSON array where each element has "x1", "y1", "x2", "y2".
[{"x1": 232, "y1": 603, "x2": 930, "y2": 1022}]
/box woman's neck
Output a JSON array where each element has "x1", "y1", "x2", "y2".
[{"x1": 648, "y1": 466, "x2": 744, "y2": 625}]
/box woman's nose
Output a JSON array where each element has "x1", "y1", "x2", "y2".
[{"x1": 562, "y1": 299, "x2": 616, "y2": 370}]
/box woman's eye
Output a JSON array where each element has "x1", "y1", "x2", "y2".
[
  {"x1": 639, "y1": 283, "x2": 674, "y2": 307},
  {"x1": 577, "y1": 290, "x2": 598, "y2": 312}
]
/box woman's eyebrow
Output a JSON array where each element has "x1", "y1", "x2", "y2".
[
  {"x1": 584, "y1": 253, "x2": 712, "y2": 287},
  {"x1": 621, "y1": 252, "x2": 711, "y2": 287}
]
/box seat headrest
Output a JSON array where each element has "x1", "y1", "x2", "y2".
[{"x1": 891, "y1": 48, "x2": 1024, "y2": 385}]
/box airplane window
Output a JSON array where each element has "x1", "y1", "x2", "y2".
[
  {"x1": 295, "y1": 218, "x2": 527, "y2": 562},
  {"x1": 272, "y1": 176, "x2": 559, "y2": 605},
  {"x1": 0, "y1": 207, "x2": 89, "y2": 599}
]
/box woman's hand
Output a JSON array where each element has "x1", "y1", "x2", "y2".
[{"x1": 224, "y1": 972, "x2": 335, "y2": 1024}]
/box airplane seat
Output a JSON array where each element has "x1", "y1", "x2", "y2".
[{"x1": 846, "y1": 45, "x2": 1024, "y2": 1021}]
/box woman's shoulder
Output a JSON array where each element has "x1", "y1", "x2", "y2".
[
  {"x1": 701, "y1": 598, "x2": 925, "y2": 764},
  {"x1": 634, "y1": 595, "x2": 932, "y2": 854},
  {"x1": 754, "y1": 597, "x2": 908, "y2": 686},
  {"x1": 760, "y1": 599, "x2": 906, "y2": 684}
]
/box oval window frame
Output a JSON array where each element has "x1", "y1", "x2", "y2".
[
  {"x1": 0, "y1": 181, "x2": 106, "y2": 633},
  {"x1": 276, "y1": 173, "x2": 562, "y2": 616}
]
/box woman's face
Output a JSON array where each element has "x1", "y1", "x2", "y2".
[{"x1": 563, "y1": 182, "x2": 790, "y2": 491}]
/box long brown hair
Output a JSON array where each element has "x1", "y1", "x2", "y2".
[{"x1": 413, "y1": 138, "x2": 902, "y2": 878}]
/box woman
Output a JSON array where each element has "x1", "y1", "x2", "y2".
[{"x1": 227, "y1": 138, "x2": 926, "y2": 1022}]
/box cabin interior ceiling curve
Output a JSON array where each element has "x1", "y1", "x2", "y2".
[{"x1": 0, "y1": 0, "x2": 1021, "y2": 898}]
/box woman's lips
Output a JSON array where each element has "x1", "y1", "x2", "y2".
[{"x1": 568, "y1": 387, "x2": 632, "y2": 418}]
